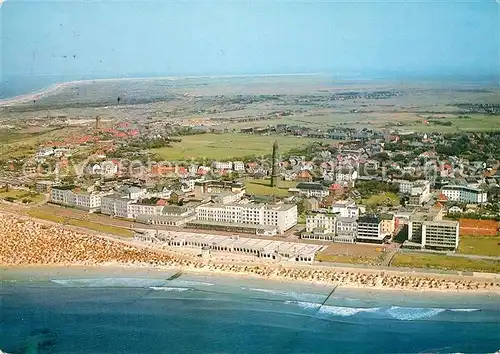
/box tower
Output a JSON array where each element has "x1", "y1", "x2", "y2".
[
  {"x1": 271, "y1": 140, "x2": 280, "y2": 187},
  {"x1": 95, "y1": 116, "x2": 101, "y2": 130}
]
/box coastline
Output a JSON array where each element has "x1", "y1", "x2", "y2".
[
  {"x1": 0, "y1": 73, "x2": 329, "y2": 107},
  {"x1": 1, "y1": 212, "x2": 499, "y2": 294}
]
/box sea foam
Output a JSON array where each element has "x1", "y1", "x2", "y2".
[
  {"x1": 245, "y1": 287, "x2": 324, "y2": 302},
  {"x1": 283, "y1": 301, "x2": 480, "y2": 321},
  {"x1": 386, "y1": 306, "x2": 446, "y2": 321},
  {"x1": 149, "y1": 286, "x2": 191, "y2": 292},
  {"x1": 170, "y1": 280, "x2": 214, "y2": 287},
  {"x1": 318, "y1": 305, "x2": 380, "y2": 317},
  {"x1": 51, "y1": 278, "x2": 163, "y2": 288}
]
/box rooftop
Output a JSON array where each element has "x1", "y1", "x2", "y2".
[{"x1": 142, "y1": 230, "x2": 322, "y2": 258}]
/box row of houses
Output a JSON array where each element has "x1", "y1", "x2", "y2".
[{"x1": 302, "y1": 208, "x2": 394, "y2": 244}]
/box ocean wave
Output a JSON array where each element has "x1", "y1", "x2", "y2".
[
  {"x1": 318, "y1": 305, "x2": 380, "y2": 317},
  {"x1": 170, "y1": 280, "x2": 214, "y2": 287},
  {"x1": 283, "y1": 301, "x2": 479, "y2": 320},
  {"x1": 149, "y1": 286, "x2": 191, "y2": 292},
  {"x1": 448, "y1": 308, "x2": 480, "y2": 313},
  {"x1": 284, "y1": 300, "x2": 321, "y2": 310},
  {"x1": 51, "y1": 278, "x2": 163, "y2": 288},
  {"x1": 245, "y1": 288, "x2": 324, "y2": 302},
  {"x1": 387, "y1": 306, "x2": 446, "y2": 321}
]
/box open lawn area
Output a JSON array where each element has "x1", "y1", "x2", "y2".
[
  {"x1": 243, "y1": 178, "x2": 297, "y2": 197},
  {"x1": 0, "y1": 189, "x2": 45, "y2": 204},
  {"x1": 150, "y1": 133, "x2": 336, "y2": 160},
  {"x1": 362, "y1": 192, "x2": 400, "y2": 207},
  {"x1": 392, "y1": 252, "x2": 500, "y2": 273},
  {"x1": 26, "y1": 209, "x2": 134, "y2": 237},
  {"x1": 458, "y1": 236, "x2": 500, "y2": 257}
]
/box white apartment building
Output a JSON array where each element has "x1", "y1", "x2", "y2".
[
  {"x1": 195, "y1": 203, "x2": 297, "y2": 234},
  {"x1": 306, "y1": 211, "x2": 337, "y2": 234},
  {"x1": 291, "y1": 183, "x2": 329, "y2": 198},
  {"x1": 335, "y1": 169, "x2": 358, "y2": 183},
  {"x1": 441, "y1": 185, "x2": 488, "y2": 204},
  {"x1": 399, "y1": 179, "x2": 430, "y2": 196},
  {"x1": 180, "y1": 177, "x2": 204, "y2": 192},
  {"x1": 422, "y1": 220, "x2": 459, "y2": 250},
  {"x1": 50, "y1": 186, "x2": 109, "y2": 212},
  {"x1": 100, "y1": 194, "x2": 134, "y2": 218},
  {"x1": 212, "y1": 161, "x2": 233, "y2": 170},
  {"x1": 36, "y1": 147, "x2": 54, "y2": 158},
  {"x1": 336, "y1": 217, "x2": 357, "y2": 237},
  {"x1": 233, "y1": 161, "x2": 245, "y2": 171},
  {"x1": 127, "y1": 203, "x2": 164, "y2": 219},
  {"x1": 118, "y1": 185, "x2": 147, "y2": 200},
  {"x1": 331, "y1": 200, "x2": 359, "y2": 218}
]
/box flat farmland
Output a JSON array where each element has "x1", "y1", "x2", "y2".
[{"x1": 150, "y1": 133, "x2": 336, "y2": 160}]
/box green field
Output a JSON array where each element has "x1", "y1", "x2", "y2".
[
  {"x1": 150, "y1": 133, "x2": 336, "y2": 160},
  {"x1": 362, "y1": 192, "x2": 400, "y2": 208},
  {"x1": 243, "y1": 178, "x2": 297, "y2": 197},
  {"x1": 0, "y1": 189, "x2": 45, "y2": 204},
  {"x1": 403, "y1": 114, "x2": 500, "y2": 133},
  {"x1": 316, "y1": 253, "x2": 383, "y2": 266},
  {"x1": 458, "y1": 236, "x2": 500, "y2": 257},
  {"x1": 392, "y1": 252, "x2": 500, "y2": 273},
  {"x1": 27, "y1": 209, "x2": 134, "y2": 237}
]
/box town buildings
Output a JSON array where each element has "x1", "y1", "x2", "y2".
[
  {"x1": 331, "y1": 200, "x2": 359, "y2": 218},
  {"x1": 356, "y1": 215, "x2": 384, "y2": 243},
  {"x1": 194, "y1": 180, "x2": 245, "y2": 199},
  {"x1": 421, "y1": 220, "x2": 460, "y2": 250},
  {"x1": 136, "y1": 230, "x2": 322, "y2": 263},
  {"x1": 212, "y1": 161, "x2": 233, "y2": 170},
  {"x1": 441, "y1": 185, "x2": 488, "y2": 204},
  {"x1": 290, "y1": 182, "x2": 329, "y2": 198},
  {"x1": 305, "y1": 210, "x2": 336, "y2": 234},
  {"x1": 193, "y1": 203, "x2": 297, "y2": 235},
  {"x1": 50, "y1": 186, "x2": 110, "y2": 212}
]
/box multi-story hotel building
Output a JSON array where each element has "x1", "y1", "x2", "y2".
[
  {"x1": 305, "y1": 211, "x2": 337, "y2": 234},
  {"x1": 50, "y1": 186, "x2": 110, "y2": 212},
  {"x1": 356, "y1": 215, "x2": 384, "y2": 243},
  {"x1": 100, "y1": 194, "x2": 134, "y2": 218},
  {"x1": 441, "y1": 185, "x2": 487, "y2": 204},
  {"x1": 331, "y1": 200, "x2": 359, "y2": 218},
  {"x1": 195, "y1": 203, "x2": 297, "y2": 235},
  {"x1": 422, "y1": 220, "x2": 459, "y2": 250}
]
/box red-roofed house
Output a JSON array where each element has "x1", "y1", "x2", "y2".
[
  {"x1": 437, "y1": 193, "x2": 448, "y2": 202},
  {"x1": 296, "y1": 170, "x2": 313, "y2": 182},
  {"x1": 328, "y1": 183, "x2": 345, "y2": 197}
]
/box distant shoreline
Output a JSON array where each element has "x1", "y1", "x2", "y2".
[
  {"x1": 2, "y1": 73, "x2": 496, "y2": 108},
  {"x1": 0, "y1": 73, "x2": 330, "y2": 107}
]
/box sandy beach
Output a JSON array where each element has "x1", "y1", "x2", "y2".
[
  {"x1": 1, "y1": 212, "x2": 499, "y2": 293},
  {"x1": 0, "y1": 81, "x2": 80, "y2": 107}
]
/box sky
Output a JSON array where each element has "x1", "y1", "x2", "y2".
[{"x1": 1, "y1": 0, "x2": 499, "y2": 91}]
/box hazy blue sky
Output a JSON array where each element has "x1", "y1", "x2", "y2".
[{"x1": 1, "y1": 0, "x2": 499, "y2": 85}]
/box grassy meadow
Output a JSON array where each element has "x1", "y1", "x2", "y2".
[
  {"x1": 392, "y1": 252, "x2": 500, "y2": 273},
  {"x1": 150, "y1": 133, "x2": 336, "y2": 160},
  {"x1": 0, "y1": 189, "x2": 45, "y2": 204},
  {"x1": 243, "y1": 178, "x2": 297, "y2": 197},
  {"x1": 26, "y1": 209, "x2": 135, "y2": 237},
  {"x1": 457, "y1": 236, "x2": 500, "y2": 257}
]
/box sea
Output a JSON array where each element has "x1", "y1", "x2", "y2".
[{"x1": 1, "y1": 268, "x2": 499, "y2": 354}]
